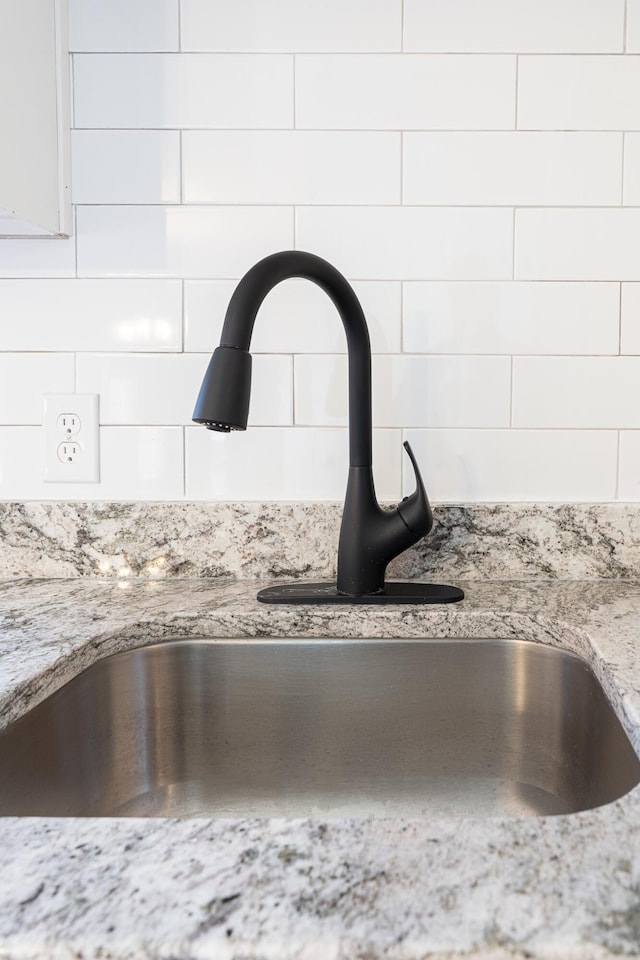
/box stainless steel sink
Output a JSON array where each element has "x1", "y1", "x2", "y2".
[{"x1": 1, "y1": 638, "x2": 638, "y2": 819}]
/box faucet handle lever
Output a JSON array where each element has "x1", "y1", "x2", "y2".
[{"x1": 398, "y1": 440, "x2": 433, "y2": 541}]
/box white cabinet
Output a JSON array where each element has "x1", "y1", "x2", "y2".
[{"x1": 0, "y1": 0, "x2": 71, "y2": 237}]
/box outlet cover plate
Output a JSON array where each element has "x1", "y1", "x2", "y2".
[{"x1": 43, "y1": 394, "x2": 100, "y2": 483}]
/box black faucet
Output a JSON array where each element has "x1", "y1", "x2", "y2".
[{"x1": 193, "y1": 250, "x2": 463, "y2": 605}]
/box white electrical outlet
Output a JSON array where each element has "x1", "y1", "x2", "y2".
[
  {"x1": 56, "y1": 413, "x2": 81, "y2": 435},
  {"x1": 44, "y1": 394, "x2": 100, "y2": 483},
  {"x1": 57, "y1": 440, "x2": 82, "y2": 464}
]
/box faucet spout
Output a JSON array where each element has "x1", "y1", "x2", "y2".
[
  {"x1": 194, "y1": 250, "x2": 461, "y2": 604},
  {"x1": 197, "y1": 250, "x2": 373, "y2": 468}
]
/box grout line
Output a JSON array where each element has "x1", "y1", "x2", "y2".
[
  {"x1": 69, "y1": 127, "x2": 640, "y2": 134},
  {"x1": 5, "y1": 276, "x2": 622, "y2": 285},
  {"x1": 619, "y1": 281, "x2": 623, "y2": 354},
  {"x1": 45, "y1": 351, "x2": 638, "y2": 360},
  {"x1": 177, "y1": 0, "x2": 182, "y2": 51},
  {"x1": 400, "y1": 0, "x2": 405, "y2": 52},
  {"x1": 73, "y1": 204, "x2": 78, "y2": 278},
  {"x1": 67, "y1": 201, "x2": 640, "y2": 210},
  {"x1": 69, "y1": 50, "x2": 640, "y2": 57},
  {"x1": 509, "y1": 356, "x2": 514, "y2": 426},
  {"x1": 292, "y1": 355, "x2": 296, "y2": 425},
  {"x1": 182, "y1": 425, "x2": 187, "y2": 497},
  {"x1": 70, "y1": 53, "x2": 76, "y2": 129},
  {"x1": 3, "y1": 348, "x2": 635, "y2": 358},
  {"x1": 1, "y1": 424, "x2": 637, "y2": 433},
  {"x1": 624, "y1": 0, "x2": 629, "y2": 53},
  {"x1": 65, "y1": 197, "x2": 640, "y2": 209},
  {"x1": 181, "y1": 279, "x2": 185, "y2": 352},
  {"x1": 292, "y1": 54, "x2": 296, "y2": 128}
]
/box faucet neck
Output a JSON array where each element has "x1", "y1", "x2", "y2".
[{"x1": 220, "y1": 251, "x2": 373, "y2": 468}]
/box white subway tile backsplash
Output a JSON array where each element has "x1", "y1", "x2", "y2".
[
  {"x1": 294, "y1": 356, "x2": 510, "y2": 428},
  {"x1": 623, "y1": 134, "x2": 640, "y2": 205},
  {"x1": 241, "y1": 356, "x2": 293, "y2": 426},
  {"x1": 628, "y1": 1, "x2": 640, "y2": 52},
  {"x1": 0, "y1": 355, "x2": 74, "y2": 424},
  {"x1": 0, "y1": 428, "x2": 47, "y2": 498},
  {"x1": 619, "y1": 431, "x2": 640, "y2": 500},
  {"x1": 76, "y1": 354, "x2": 292, "y2": 426},
  {"x1": 403, "y1": 282, "x2": 620, "y2": 355},
  {"x1": 73, "y1": 54, "x2": 293, "y2": 129},
  {"x1": 101, "y1": 427, "x2": 184, "y2": 500},
  {"x1": 513, "y1": 358, "x2": 640, "y2": 428},
  {"x1": 0, "y1": 280, "x2": 182, "y2": 352},
  {"x1": 186, "y1": 427, "x2": 401, "y2": 500},
  {"x1": 181, "y1": 0, "x2": 402, "y2": 52},
  {"x1": 0, "y1": 426, "x2": 184, "y2": 500},
  {"x1": 403, "y1": 0, "x2": 624, "y2": 53},
  {"x1": 295, "y1": 55, "x2": 516, "y2": 130},
  {"x1": 622, "y1": 284, "x2": 640, "y2": 354},
  {"x1": 182, "y1": 132, "x2": 400, "y2": 205},
  {"x1": 403, "y1": 429, "x2": 618, "y2": 501},
  {"x1": 518, "y1": 57, "x2": 640, "y2": 131},
  {"x1": 0, "y1": 238, "x2": 75, "y2": 278},
  {"x1": 69, "y1": 0, "x2": 179, "y2": 52},
  {"x1": 3, "y1": 0, "x2": 638, "y2": 505},
  {"x1": 76, "y1": 206, "x2": 293, "y2": 278},
  {"x1": 184, "y1": 279, "x2": 401, "y2": 354},
  {"x1": 296, "y1": 207, "x2": 513, "y2": 280},
  {"x1": 403, "y1": 133, "x2": 622, "y2": 206},
  {"x1": 71, "y1": 131, "x2": 181, "y2": 204},
  {"x1": 516, "y1": 210, "x2": 640, "y2": 281}
]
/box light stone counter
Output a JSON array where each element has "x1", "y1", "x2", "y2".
[{"x1": 1, "y1": 576, "x2": 640, "y2": 959}]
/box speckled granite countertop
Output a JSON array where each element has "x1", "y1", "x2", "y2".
[{"x1": 1, "y1": 577, "x2": 640, "y2": 959}]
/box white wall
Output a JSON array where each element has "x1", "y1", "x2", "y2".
[{"x1": 0, "y1": 0, "x2": 638, "y2": 502}]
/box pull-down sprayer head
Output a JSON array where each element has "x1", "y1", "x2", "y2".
[{"x1": 192, "y1": 345, "x2": 252, "y2": 432}]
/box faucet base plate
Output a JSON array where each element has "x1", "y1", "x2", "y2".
[{"x1": 257, "y1": 581, "x2": 464, "y2": 604}]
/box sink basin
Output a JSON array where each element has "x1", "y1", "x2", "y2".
[{"x1": 0, "y1": 638, "x2": 638, "y2": 819}]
